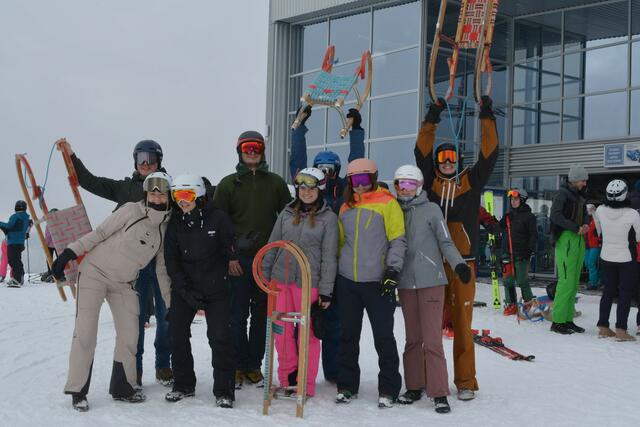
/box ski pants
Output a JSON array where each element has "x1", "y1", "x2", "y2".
[
  {"x1": 169, "y1": 290, "x2": 235, "y2": 398},
  {"x1": 336, "y1": 275, "x2": 401, "y2": 398},
  {"x1": 584, "y1": 248, "x2": 601, "y2": 286},
  {"x1": 0, "y1": 240, "x2": 8, "y2": 277},
  {"x1": 504, "y1": 259, "x2": 534, "y2": 304},
  {"x1": 274, "y1": 282, "x2": 320, "y2": 396},
  {"x1": 399, "y1": 286, "x2": 450, "y2": 398},
  {"x1": 7, "y1": 244, "x2": 25, "y2": 283},
  {"x1": 552, "y1": 231, "x2": 585, "y2": 324},
  {"x1": 321, "y1": 295, "x2": 340, "y2": 382},
  {"x1": 444, "y1": 260, "x2": 478, "y2": 391},
  {"x1": 230, "y1": 255, "x2": 267, "y2": 372},
  {"x1": 135, "y1": 257, "x2": 170, "y2": 378},
  {"x1": 64, "y1": 267, "x2": 139, "y2": 398},
  {"x1": 598, "y1": 260, "x2": 637, "y2": 331}
]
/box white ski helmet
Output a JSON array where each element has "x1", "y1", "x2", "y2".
[
  {"x1": 170, "y1": 174, "x2": 206, "y2": 198},
  {"x1": 606, "y1": 179, "x2": 628, "y2": 201},
  {"x1": 294, "y1": 167, "x2": 326, "y2": 190},
  {"x1": 393, "y1": 165, "x2": 424, "y2": 195},
  {"x1": 143, "y1": 171, "x2": 172, "y2": 193}
]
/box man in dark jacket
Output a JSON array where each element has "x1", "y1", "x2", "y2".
[
  {"x1": 61, "y1": 139, "x2": 173, "y2": 386},
  {"x1": 500, "y1": 188, "x2": 537, "y2": 316},
  {"x1": 288, "y1": 106, "x2": 365, "y2": 383},
  {"x1": 549, "y1": 164, "x2": 589, "y2": 335},
  {"x1": 214, "y1": 130, "x2": 291, "y2": 387},
  {"x1": 0, "y1": 200, "x2": 31, "y2": 286}
]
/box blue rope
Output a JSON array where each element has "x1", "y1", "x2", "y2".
[
  {"x1": 22, "y1": 142, "x2": 57, "y2": 211},
  {"x1": 443, "y1": 97, "x2": 469, "y2": 184}
]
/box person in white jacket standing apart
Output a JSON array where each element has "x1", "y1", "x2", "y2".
[{"x1": 593, "y1": 179, "x2": 640, "y2": 341}]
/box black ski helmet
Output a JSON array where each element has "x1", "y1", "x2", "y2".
[
  {"x1": 15, "y1": 200, "x2": 27, "y2": 211},
  {"x1": 133, "y1": 140, "x2": 163, "y2": 169},
  {"x1": 434, "y1": 142, "x2": 463, "y2": 176}
]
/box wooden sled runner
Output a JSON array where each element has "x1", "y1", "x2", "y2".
[
  {"x1": 252, "y1": 241, "x2": 312, "y2": 418},
  {"x1": 428, "y1": 0, "x2": 499, "y2": 103},
  {"x1": 292, "y1": 45, "x2": 372, "y2": 138}
]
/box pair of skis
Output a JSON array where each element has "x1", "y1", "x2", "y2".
[
  {"x1": 472, "y1": 329, "x2": 535, "y2": 361},
  {"x1": 484, "y1": 191, "x2": 501, "y2": 310}
]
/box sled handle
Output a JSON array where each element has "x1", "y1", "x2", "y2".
[
  {"x1": 339, "y1": 50, "x2": 372, "y2": 139},
  {"x1": 321, "y1": 45, "x2": 335, "y2": 72}
]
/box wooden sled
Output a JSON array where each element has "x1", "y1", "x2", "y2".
[
  {"x1": 252, "y1": 240, "x2": 312, "y2": 419},
  {"x1": 428, "y1": 0, "x2": 499, "y2": 103},
  {"x1": 292, "y1": 45, "x2": 372, "y2": 138}
]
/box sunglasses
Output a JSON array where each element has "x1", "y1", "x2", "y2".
[
  {"x1": 349, "y1": 173, "x2": 372, "y2": 188},
  {"x1": 437, "y1": 150, "x2": 457, "y2": 164},
  {"x1": 294, "y1": 174, "x2": 321, "y2": 189},
  {"x1": 172, "y1": 189, "x2": 197, "y2": 203},
  {"x1": 394, "y1": 179, "x2": 419, "y2": 191},
  {"x1": 240, "y1": 141, "x2": 265, "y2": 155},
  {"x1": 507, "y1": 190, "x2": 520, "y2": 198},
  {"x1": 135, "y1": 152, "x2": 159, "y2": 166},
  {"x1": 316, "y1": 163, "x2": 336, "y2": 176}
]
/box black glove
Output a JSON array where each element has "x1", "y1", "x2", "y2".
[
  {"x1": 296, "y1": 105, "x2": 312, "y2": 127},
  {"x1": 424, "y1": 98, "x2": 446, "y2": 123},
  {"x1": 51, "y1": 248, "x2": 78, "y2": 280},
  {"x1": 455, "y1": 263, "x2": 472, "y2": 284},
  {"x1": 346, "y1": 108, "x2": 362, "y2": 130},
  {"x1": 319, "y1": 294, "x2": 333, "y2": 306},
  {"x1": 379, "y1": 268, "x2": 399, "y2": 297},
  {"x1": 478, "y1": 95, "x2": 495, "y2": 120},
  {"x1": 178, "y1": 288, "x2": 204, "y2": 311}
]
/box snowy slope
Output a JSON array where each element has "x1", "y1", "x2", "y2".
[{"x1": 0, "y1": 281, "x2": 638, "y2": 427}]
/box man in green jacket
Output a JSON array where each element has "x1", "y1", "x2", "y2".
[{"x1": 214, "y1": 130, "x2": 291, "y2": 387}]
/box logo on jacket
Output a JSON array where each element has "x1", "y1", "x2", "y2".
[{"x1": 208, "y1": 230, "x2": 216, "y2": 237}]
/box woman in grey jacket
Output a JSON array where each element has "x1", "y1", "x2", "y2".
[
  {"x1": 262, "y1": 168, "x2": 339, "y2": 397},
  {"x1": 393, "y1": 165, "x2": 471, "y2": 414}
]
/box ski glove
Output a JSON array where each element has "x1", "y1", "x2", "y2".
[
  {"x1": 51, "y1": 248, "x2": 78, "y2": 281},
  {"x1": 380, "y1": 268, "x2": 400, "y2": 297},
  {"x1": 347, "y1": 108, "x2": 363, "y2": 130},
  {"x1": 319, "y1": 294, "x2": 333, "y2": 305},
  {"x1": 455, "y1": 263, "x2": 472, "y2": 284},
  {"x1": 479, "y1": 95, "x2": 495, "y2": 120},
  {"x1": 296, "y1": 105, "x2": 312, "y2": 127},
  {"x1": 424, "y1": 98, "x2": 447, "y2": 124},
  {"x1": 178, "y1": 288, "x2": 204, "y2": 311}
]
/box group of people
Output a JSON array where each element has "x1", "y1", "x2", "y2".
[{"x1": 4, "y1": 93, "x2": 638, "y2": 415}]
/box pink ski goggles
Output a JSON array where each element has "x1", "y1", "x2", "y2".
[
  {"x1": 349, "y1": 173, "x2": 372, "y2": 188},
  {"x1": 394, "y1": 179, "x2": 419, "y2": 191}
]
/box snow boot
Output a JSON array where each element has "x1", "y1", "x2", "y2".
[
  {"x1": 235, "y1": 370, "x2": 245, "y2": 389},
  {"x1": 598, "y1": 326, "x2": 616, "y2": 338},
  {"x1": 397, "y1": 389, "x2": 422, "y2": 404},
  {"x1": 156, "y1": 367, "x2": 174, "y2": 387},
  {"x1": 434, "y1": 396, "x2": 451, "y2": 414},
  {"x1": 615, "y1": 329, "x2": 636, "y2": 342},
  {"x1": 550, "y1": 322, "x2": 574, "y2": 335},
  {"x1": 336, "y1": 390, "x2": 357, "y2": 404},
  {"x1": 216, "y1": 395, "x2": 234, "y2": 408},
  {"x1": 72, "y1": 393, "x2": 89, "y2": 412},
  {"x1": 503, "y1": 304, "x2": 517, "y2": 316},
  {"x1": 0, "y1": 276, "x2": 4, "y2": 283},
  {"x1": 457, "y1": 389, "x2": 475, "y2": 401},
  {"x1": 245, "y1": 369, "x2": 263, "y2": 385},
  {"x1": 165, "y1": 388, "x2": 195, "y2": 402},
  {"x1": 114, "y1": 390, "x2": 146, "y2": 403},
  {"x1": 6, "y1": 278, "x2": 22, "y2": 287},
  {"x1": 566, "y1": 321, "x2": 585, "y2": 333},
  {"x1": 378, "y1": 394, "x2": 395, "y2": 408}
]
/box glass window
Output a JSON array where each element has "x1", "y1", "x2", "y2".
[
  {"x1": 294, "y1": 108, "x2": 326, "y2": 148},
  {"x1": 369, "y1": 138, "x2": 416, "y2": 181},
  {"x1": 631, "y1": 90, "x2": 640, "y2": 135},
  {"x1": 512, "y1": 105, "x2": 538, "y2": 146},
  {"x1": 584, "y1": 44, "x2": 628, "y2": 93},
  {"x1": 329, "y1": 12, "x2": 371, "y2": 63},
  {"x1": 514, "y1": 13, "x2": 562, "y2": 61},
  {"x1": 426, "y1": 0, "x2": 460, "y2": 45},
  {"x1": 326, "y1": 103, "x2": 369, "y2": 144},
  {"x1": 435, "y1": 102, "x2": 473, "y2": 141},
  {"x1": 541, "y1": 57, "x2": 561, "y2": 100},
  {"x1": 369, "y1": 93, "x2": 418, "y2": 139},
  {"x1": 563, "y1": 52, "x2": 583, "y2": 97},
  {"x1": 539, "y1": 101, "x2": 561, "y2": 144},
  {"x1": 302, "y1": 22, "x2": 328, "y2": 72},
  {"x1": 372, "y1": 2, "x2": 420, "y2": 53},
  {"x1": 490, "y1": 63, "x2": 508, "y2": 106},
  {"x1": 306, "y1": 146, "x2": 326, "y2": 168},
  {"x1": 634, "y1": 0, "x2": 640, "y2": 39},
  {"x1": 564, "y1": 2, "x2": 628, "y2": 52},
  {"x1": 633, "y1": 41, "x2": 640, "y2": 87},
  {"x1": 514, "y1": 61, "x2": 538, "y2": 103},
  {"x1": 490, "y1": 16, "x2": 510, "y2": 63},
  {"x1": 372, "y1": 48, "x2": 419, "y2": 96},
  {"x1": 562, "y1": 98, "x2": 583, "y2": 141},
  {"x1": 583, "y1": 91, "x2": 628, "y2": 140},
  {"x1": 325, "y1": 144, "x2": 355, "y2": 168}
]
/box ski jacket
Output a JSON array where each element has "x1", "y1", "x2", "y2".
[
  {"x1": 67, "y1": 201, "x2": 172, "y2": 304},
  {"x1": 415, "y1": 118, "x2": 499, "y2": 259},
  {"x1": 501, "y1": 203, "x2": 537, "y2": 260},
  {"x1": 214, "y1": 161, "x2": 291, "y2": 256},
  {"x1": 593, "y1": 205, "x2": 640, "y2": 263},
  {"x1": 164, "y1": 201, "x2": 236, "y2": 299},
  {"x1": 289, "y1": 124, "x2": 366, "y2": 214},
  {"x1": 338, "y1": 187, "x2": 406, "y2": 282},
  {"x1": 585, "y1": 218, "x2": 601, "y2": 249},
  {"x1": 550, "y1": 182, "x2": 586, "y2": 241},
  {"x1": 0, "y1": 211, "x2": 31, "y2": 245},
  {"x1": 398, "y1": 192, "x2": 465, "y2": 289},
  {"x1": 261, "y1": 200, "x2": 339, "y2": 296}
]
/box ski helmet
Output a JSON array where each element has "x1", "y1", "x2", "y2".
[
  {"x1": 143, "y1": 172, "x2": 172, "y2": 194},
  {"x1": 346, "y1": 158, "x2": 378, "y2": 176},
  {"x1": 171, "y1": 174, "x2": 206, "y2": 200},
  {"x1": 507, "y1": 187, "x2": 528, "y2": 202},
  {"x1": 393, "y1": 165, "x2": 424, "y2": 196},
  {"x1": 294, "y1": 168, "x2": 326, "y2": 190},
  {"x1": 133, "y1": 140, "x2": 163, "y2": 169},
  {"x1": 15, "y1": 200, "x2": 27, "y2": 212},
  {"x1": 606, "y1": 179, "x2": 628, "y2": 201},
  {"x1": 313, "y1": 151, "x2": 341, "y2": 177}
]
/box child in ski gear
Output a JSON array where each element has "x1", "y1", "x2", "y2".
[
  {"x1": 335, "y1": 158, "x2": 406, "y2": 407},
  {"x1": 0, "y1": 201, "x2": 31, "y2": 286},
  {"x1": 549, "y1": 164, "x2": 589, "y2": 335},
  {"x1": 164, "y1": 174, "x2": 237, "y2": 407},
  {"x1": 52, "y1": 173, "x2": 172, "y2": 411},
  {"x1": 214, "y1": 130, "x2": 291, "y2": 387},
  {"x1": 262, "y1": 168, "x2": 339, "y2": 397},
  {"x1": 500, "y1": 188, "x2": 538, "y2": 316},
  {"x1": 593, "y1": 179, "x2": 640, "y2": 341},
  {"x1": 414, "y1": 96, "x2": 499, "y2": 400},
  {"x1": 584, "y1": 204, "x2": 601, "y2": 289},
  {"x1": 60, "y1": 139, "x2": 174, "y2": 387},
  {"x1": 289, "y1": 106, "x2": 365, "y2": 383},
  {"x1": 393, "y1": 165, "x2": 470, "y2": 414}
]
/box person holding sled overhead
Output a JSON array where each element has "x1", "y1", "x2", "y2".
[
  {"x1": 0, "y1": 201, "x2": 31, "y2": 287},
  {"x1": 262, "y1": 167, "x2": 339, "y2": 397},
  {"x1": 335, "y1": 158, "x2": 406, "y2": 408},
  {"x1": 392, "y1": 165, "x2": 471, "y2": 414},
  {"x1": 414, "y1": 96, "x2": 499, "y2": 401},
  {"x1": 163, "y1": 174, "x2": 237, "y2": 407},
  {"x1": 51, "y1": 172, "x2": 172, "y2": 412},
  {"x1": 62, "y1": 140, "x2": 174, "y2": 387},
  {"x1": 289, "y1": 106, "x2": 365, "y2": 384}
]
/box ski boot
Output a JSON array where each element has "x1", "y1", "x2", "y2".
[
  {"x1": 434, "y1": 396, "x2": 451, "y2": 413},
  {"x1": 397, "y1": 389, "x2": 422, "y2": 404},
  {"x1": 378, "y1": 394, "x2": 395, "y2": 408},
  {"x1": 215, "y1": 395, "x2": 234, "y2": 408},
  {"x1": 71, "y1": 393, "x2": 89, "y2": 412},
  {"x1": 165, "y1": 388, "x2": 195, "y2": 402},
  {"x1": 156, "y1": 367, "x2": 174, "y2": 387},
  {"x1": 336, "y1": 390, "x2": 357, "y2": 404}
]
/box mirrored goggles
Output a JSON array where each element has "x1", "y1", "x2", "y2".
[
  {"x1": 294, "y1": 174, "x2": 320, "y2": 189},
  {"x1": 135, "y1": 152, "x2": 159, "y2": 165},
  {"x1": 394, "y1": 179, "x2": 419, "y2": 191},
  {"x1": 144, "y1": 178, "x2": 170, "y2": 193},
  {"x1": 316, "y1": 163, "x2": 336, "y2": 176},
  {"x1": 240, "y1": 141, "x2": 265, "y2": 155},
  {"x1": 507, "y1": 190, "x2": 520, "y2": 199},
  {"x1": 349, "y1": 173, "x2": 372, "y2": 188},
  {"x1": 172, "y1": 189, "x2": 197, "y2": 203},
  {"x1": 437, "y1": 150, "x2": 458, "y2": 164}
]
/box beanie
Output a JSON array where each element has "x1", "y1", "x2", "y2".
[{"x1": 568, "y1": 164, "x2": 588, "y2": 182}]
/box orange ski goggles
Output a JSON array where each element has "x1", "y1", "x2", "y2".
[
  {"x1": 172, "y1": 189, "x2": 198, "y2": 203},
  {"x1": 507, "y1": 190, "x2": 520, "y2": 199},
  {"x1": 436, "y1": 149, "x2": 457, "y2": 164},
  {"x1": 240, "y1": 141, "x2": 265, "y2": 155}
]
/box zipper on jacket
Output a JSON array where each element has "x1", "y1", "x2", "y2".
[
  {"x1": 353, "y1": 208, "x2": 362, "y2": 282},
  {"x1": 364, "y1": 210, "x2": 374, "y2": 229}
]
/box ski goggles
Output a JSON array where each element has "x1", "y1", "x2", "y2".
[
  {"x1": 240, "y1": 141, "x2": 265, "y2": 155},
  {"x1": 144, "y1": 177, "x2": 170, "y2": 193},
  {"x1": 135, "y1": 152, "x2": 159, "y2": 165},
  {"x1": 394, "y1": 179, "x2": 419, "y2": 191},
  {"x1": 349, "y1": 173, "x2": 372, "y2": 188},
  {"x1": 436, "y1": 150, "x2": 458, "y2": 164},
  {"x1": 171, "y1": 189, "x2": 198, "y2": 203},
  {"x1": 294, "y1": 174, "x2": 321, "y2": 189},
  {"x1": 507, "y1": 190, "x2": 521, "y2": 199},
  {"x1": 316, "y1": 163, "x2": 337, "y2": 176}
]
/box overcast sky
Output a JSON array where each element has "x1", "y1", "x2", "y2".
[{"x1": 0, "y1": 0, "x2": 269, "y2": 271}]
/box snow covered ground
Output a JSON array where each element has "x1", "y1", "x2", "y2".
[{"x1": 1, "y1": 279, "x2": 638, "y2": 427}]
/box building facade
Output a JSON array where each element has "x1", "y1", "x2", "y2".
[{"x1": 265, "y1": 0, "x2": 640, "y2": 276}]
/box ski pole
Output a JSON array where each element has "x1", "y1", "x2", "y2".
[{"x1": 26, "y1": 237, "x2": 31, "y2": 282}]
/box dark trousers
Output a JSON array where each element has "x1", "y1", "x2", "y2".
[
  {"x1": 322, "y1": 299, "x2": 340, "y2": 381},
  {"x1": 336, "y1": 275, "x2": 400, "y2": 398},
  {"x1": 169, "y1": 291, "x2": 235, "y2": 398},
  {"x1": 7, "y1": 244, "x2": 25, "y2": 283},
  {"x1": 230, "y1": 255, "x2": 267, "y2": 372},
  {"x1": 598, "y1": 260, "x2": 637, "y2": 330}
]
